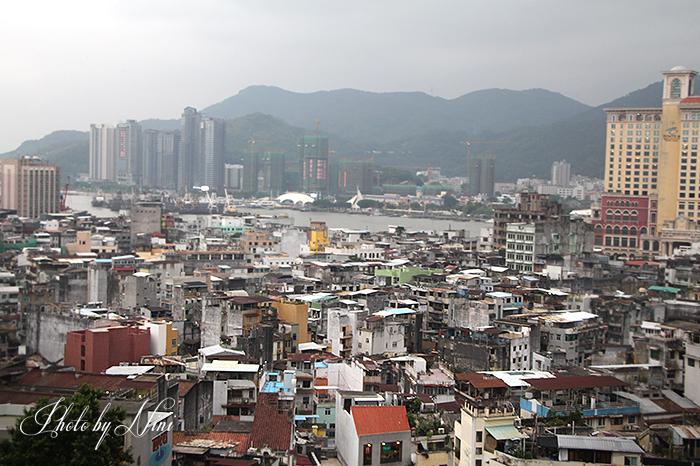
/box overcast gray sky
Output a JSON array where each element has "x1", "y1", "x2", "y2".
[{"x1": 2, "y1": 0, "x2": 700, "y2": 153}]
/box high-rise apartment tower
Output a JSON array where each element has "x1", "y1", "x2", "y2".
[{"x1": 1, "y1": 157, "x2": 61, "y2": 217}]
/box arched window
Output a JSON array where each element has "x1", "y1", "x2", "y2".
[
  {"x1": 615, "y1": 200, "x2": 620, "y2": 206},
  {"x1": 606, "y1": 226, "x2": 613, "y2": 235},
  {"x1": 641, "y1": 227, "x2": 647, "y2": 235},
  {"x1": 606, "y1": 210, "x2": 614, "y2": 221},
  {"x1": 622, "y1": 226, "x2": 629, "y2": 235},
  {"x1": 623, "y1": 211, "x2": 629, "y2": 222},
  {"x1": 614, "y1": 226, "x2": 621, "y2": 235},
  {"x1": 653, "y1": 241, "x2": 660, "y2": 251},
  {"x1": 595, "y1": 225, "x2": 602, "y2": 233},
  {"x1": 626, "y1": 201, "x2": 631, "y2": 207},
  {"x1": 615, "y1": 211, "x2": 621, "y2": 221},
  {"x1": 671, "y1": 78, "x2": 682, "y2": 98},
  {"x1": 630, "y1": 227, "x2": 637, "y2": 236},
  {"x1": 631, "y1": 211, "x2": 638, "y2": 222},
  {"x1": 651, "y1": 213, "x2": 656, "y2": 223},
  {"x1": 643, "y1": 240, "x2": 650, "y2": 250}
]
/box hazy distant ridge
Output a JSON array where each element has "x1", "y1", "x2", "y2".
[
  {"x1": 0, "y1": 81, "x2": 666, "y2": 182},
  {"x1": 203, "y1": 85, "x2": 591, "y2": 142}
]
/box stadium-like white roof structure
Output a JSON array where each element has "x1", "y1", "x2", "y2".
[{"x1": 276, "y1": 192, "x2": 314, "y2": 205}]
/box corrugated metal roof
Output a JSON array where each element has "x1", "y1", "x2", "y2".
[
  {"x1": 485, "y1": 425, "x2": 527, "y2": 440},
  {"x1": 662, "y1": 389, "x2": 700, "y2": 410},
  {"x1": 556, "y1": 435, "x2": 643, "y2": 453},
  {"x1": 614, "y1": 391, "x2": 666, "y2": 414},
  {"x1": 672, "y1": 425, "x2": 700, "y2": 440}
]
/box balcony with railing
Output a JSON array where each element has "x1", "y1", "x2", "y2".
[
  {"x1": 461, "y1": 402, "x2": 518, "y2": 419},
  {"x1": 522, "y1": 397, "x2": 639, "y2": 418}
]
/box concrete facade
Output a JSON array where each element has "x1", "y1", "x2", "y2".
[{"x1": 24, "y1": 306, "x2": 98, "y2": 363}]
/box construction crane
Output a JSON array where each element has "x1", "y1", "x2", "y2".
[
  {"x1": 60, "y1": 176, "x2": 70, "y2": 212},
  {"x1": 313, "y1": 118, "x2": 320, "y2": 134}
]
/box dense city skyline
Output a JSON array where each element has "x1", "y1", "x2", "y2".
[{"x1": 3, "y1": 1, "x2": 700, "y2": 153}]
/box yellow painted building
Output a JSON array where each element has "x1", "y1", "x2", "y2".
[
  {"x1": 271, "y1": 297, "x2": 310, "y2": 343},
  {"x1": 309, "y1": 221, "x2": 328, "y2": 253},
  {"x1": 142, "y1": 321, "x2": 179, "y2": 356},
  {"x1": 604, "y1": 66, "x2": 700, "y2": 232}
]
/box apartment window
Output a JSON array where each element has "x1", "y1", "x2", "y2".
[
  {"x1": 689, "y1": 358, "x2": 695, "y2": 367},
  {"x1": 363, "y1": 444, "x2": 373, "y2": 465},
  {"x1": 476, "y1": 431, "x2": 483, "y2": 442},
  {"x1": 380, "y1": 441, "x2": 402, "y2": 463},
  {"x1": 625, "y1": 457, "x2": 638, "y2": 466}
]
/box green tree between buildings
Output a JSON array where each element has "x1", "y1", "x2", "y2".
[{"x1": 0, "y1": 384, "x2": 133, "y2": 466}]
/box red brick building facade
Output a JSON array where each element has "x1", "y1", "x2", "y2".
[
  {"x1": 591, "y1": 194, "x2": 659, "y2": 258},
  {"x1": 64, "y1": 325, "x2": 151, "y2": 373}
]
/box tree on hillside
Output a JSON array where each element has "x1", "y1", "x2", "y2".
[
  {"x1": 442, "y1": 194, "x2": 459, "y2": 210},
  {"x1": 0, "y1": 384, "x2": 132, "y2": 466}
]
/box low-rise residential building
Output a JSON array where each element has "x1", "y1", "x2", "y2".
[{"x1": 336, "y1": 390, "x2": 411, "y2": 466}]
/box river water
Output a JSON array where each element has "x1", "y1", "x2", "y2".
[{"x1": 66, "y1": 193, "x2": 490, "y2": 235}]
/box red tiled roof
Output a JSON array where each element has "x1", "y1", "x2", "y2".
[
  {"x1": 19, "y1": 369, "x2": 158, "y2": 393},
  {"x1": 681, "y1": 97, "x2": 700, "y2": 104},
  {"x1": 211, "y1": 460, "x2": 257, "y2": 466},
  {"x1": 625, "y1": 260, "x2": 660, "y2": 266},
  {"x1": 524, "y1": 375, "x2": 627, "y2": 391},
  {"x1": 436, "y1": 400, "x2": 461, "y2": 412},
  {"x1": 179, "y1": 380, "x2": 197, "y2": 397},
  {"x1": 352, "y1": 405, "x2": 410, "y2": 436},
  {"x1": 455, "y1": 373, "x2": 508, "y2": 389},
  {"x1": 314, "y1": 377, "x2": 328, "y2": 386},
  {"x1": 288, "y1": 353, "x2": 316, "y2": 362},
  {"x1": 357, "y1": 359, "x2": 378, "y2": 371},
  {"x1": 296, "y1": 455, "x2": 313, "y2": 466},
  {"x1": 249, "y1": 393, "x2": 292, "y2": 451},
  {"x1": 0, "y1": 389, "x2": 59, "y2": 405},
  {"x1": 172, "y1": 431, "x2": 250, "y2": 455},
  {"x1": 228, "y1": 296, "x2": 274, "y2": 305},
  {"x1": 379, "y1": 384, "x2": 400, "y2": 392}
]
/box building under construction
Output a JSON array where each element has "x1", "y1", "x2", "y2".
[
  {"x1": 468, "y1": 155, "x2": 495, "y2": 197},
  {"x1": 336, "y1": 160, "x2": 375, "y2": 196},
  {"x1": 299, "y1": 135, "x2": 329, "y2": 196}
]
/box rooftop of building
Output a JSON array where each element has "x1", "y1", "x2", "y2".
[
  {"x1": 524, "y1": 374, "x2": 628, "y2": 391},
  {"x1": 352, "y1": 405, "x2": 410, "y2": 436}
]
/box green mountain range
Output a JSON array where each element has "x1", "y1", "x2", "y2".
[{"x1": 1, "y1": 81, "x2": 666, "y2": 184}]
